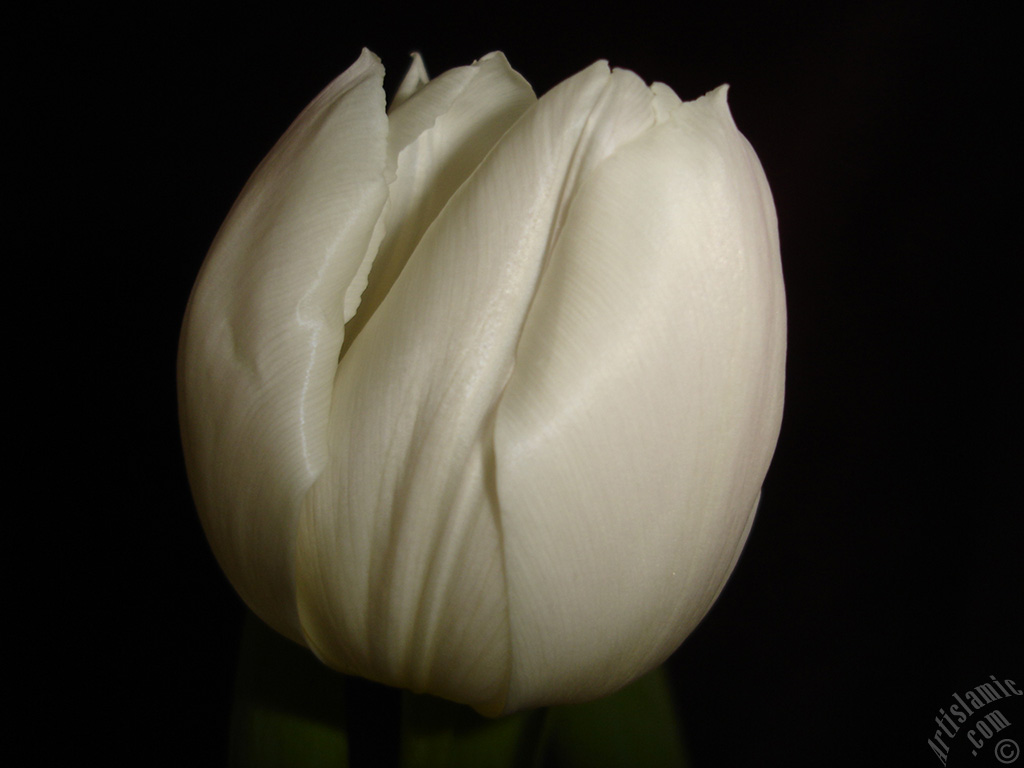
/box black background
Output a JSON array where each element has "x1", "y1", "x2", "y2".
[{"x1": 37, "y1": 2, "x2": 1020, "y2": 766}]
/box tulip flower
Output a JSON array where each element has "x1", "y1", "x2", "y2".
[{"x1": 179, "y1": 48, "x2": 785, "y2": 718}]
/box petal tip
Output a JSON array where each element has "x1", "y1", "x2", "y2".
[
  {"x1": 392, "y1": 51, "x2": 430, "y2": 109},
  {"x1": 708, "y1": 82, "x2": 730, "y2": 101}
]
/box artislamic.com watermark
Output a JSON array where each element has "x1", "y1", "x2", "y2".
[{"x1": 928, "y1": 675, "x2": 1022, "y2": 765}]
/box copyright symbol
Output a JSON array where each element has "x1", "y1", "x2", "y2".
[{"x1": 996, "y1": 738, "x2": 1020, "y2": 764}]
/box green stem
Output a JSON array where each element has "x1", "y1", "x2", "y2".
[
  {"x1": 538, "y1": 667, "x2": 689, "y2": 768},
  {"x1": 399, "y1": 691, "x2": 547, "y2": 768},
  {"x1": 229, "y1": 611, "x2": 350, "y2": 768},
  {"x1": 229, "y1": 610, "x2": 688, "y2": 768}
]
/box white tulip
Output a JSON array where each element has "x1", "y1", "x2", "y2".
[{"x1": 179, "y1": 48, "x2": 786, "y2": 716}]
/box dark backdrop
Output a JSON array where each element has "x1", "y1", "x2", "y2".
[{"x1": 41, "y1": 2, "x2": 1020, "y2": 766}]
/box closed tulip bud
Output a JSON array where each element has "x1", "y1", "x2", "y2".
[{"x1": 179, "y1": 48, "x2": 785, "y2": 717}]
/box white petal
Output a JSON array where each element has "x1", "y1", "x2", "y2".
[
  {"x1": 341, "y1": 52, "x2": 536, "y2": 356},
  {"x1": 178, "y1": 49, "x2": 390, "y2": 642},
  {"x1": 492, "y1": 86, "x2": 786, "y2": 711},
  {"x1": 293, "y1": 60, "x2": 664, "y2": 715}
]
